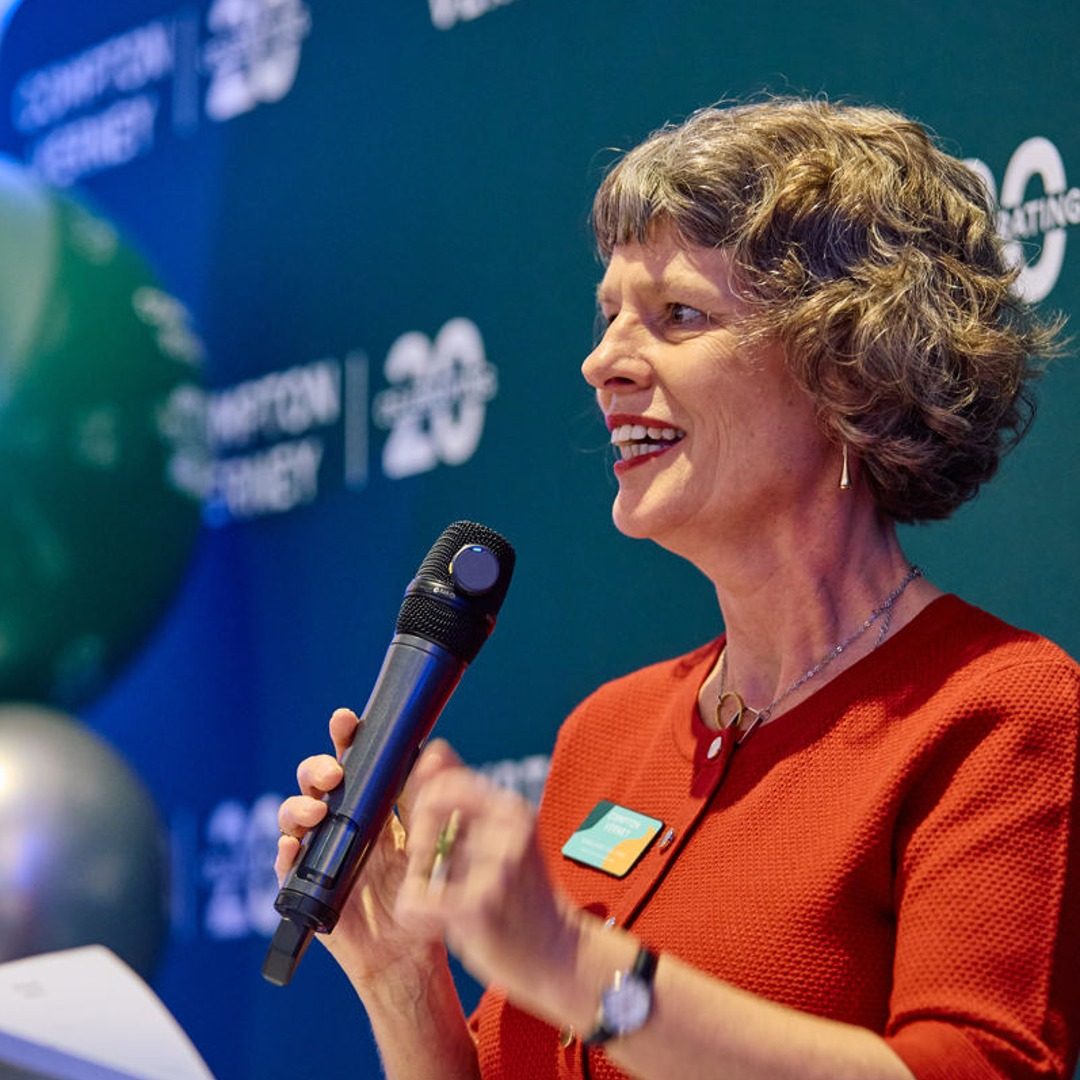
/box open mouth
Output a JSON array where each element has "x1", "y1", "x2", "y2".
[{"x1": 610, "y1": 422, "x2": 686, "y2": 462}]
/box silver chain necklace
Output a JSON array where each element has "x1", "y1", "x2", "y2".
[{"x1": 717, "y1": 565, "x2": 922, "y2": 743}]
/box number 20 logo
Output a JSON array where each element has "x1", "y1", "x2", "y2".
[
  {"x1": 374, "y1": 317, "x2": 498, "y2": 480},
  {"x1": 966, "y1": 137, "x2": 1079, "y2": 303}
]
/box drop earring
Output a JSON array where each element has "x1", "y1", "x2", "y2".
[{"x1": 839, "y1": 443, "x2": 852, "y2": 490}]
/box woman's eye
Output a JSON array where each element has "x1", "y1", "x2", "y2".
[{"x1": 668, "y1": 303, "x2": 706, "y2": 326}]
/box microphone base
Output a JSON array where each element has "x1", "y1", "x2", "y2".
[{"x1": 262, "y1": 917, "x2": 315, "y2": 986}]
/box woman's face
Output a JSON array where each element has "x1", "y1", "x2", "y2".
[{"x1": 582, "y1": 226, "x2": 835, "y2": 560}]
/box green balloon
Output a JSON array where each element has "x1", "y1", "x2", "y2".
[
  {"x1": 0, "y1": 704, "x2": 169, "y2": 978},
  {"x1": 0, "y1": 159, "x2": 206, "y2": 705}
]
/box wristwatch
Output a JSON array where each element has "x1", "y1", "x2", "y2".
[{"x1": 583, "y1": 946, "x2": 659, "y2": 1045}]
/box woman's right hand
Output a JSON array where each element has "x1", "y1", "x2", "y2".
[{"x1": 274, "y1": 706, "x2": 460, "y2": 993}]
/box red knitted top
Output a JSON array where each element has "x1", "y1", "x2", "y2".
[{"x1": 469, "y1": 596, "x2": 1080, "y2": 1079}]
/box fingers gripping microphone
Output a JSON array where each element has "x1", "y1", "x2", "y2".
[{"x1": 262, "y1": 521, "x2": 515, "y2": 986}]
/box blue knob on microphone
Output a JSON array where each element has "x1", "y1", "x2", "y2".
[{"x1": 450, "y1": 544, "x2": 501, "y2": 595}]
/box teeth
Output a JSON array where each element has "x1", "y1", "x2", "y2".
[
  {"x1": 609, "y1": 422, "x2": 685, "y2": 446},
  {"x1": 609, "y1": 421, "x2": 686, "y2": 460}
]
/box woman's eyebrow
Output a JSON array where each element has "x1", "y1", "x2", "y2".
[{"x1": 595, "y1": 269, "x2": 726, "y2": 309}]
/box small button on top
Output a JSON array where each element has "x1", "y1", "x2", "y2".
[
  {"x1": 603, "y1": 916, "x2": 617, "y2": 929},
  {"x1": 658, "y1": 827, "x2": 675, "y2": 850},
  {"x1": 449, "y1": 544, "x2": 500, "y2": 595},
  {"x1": 707, "y1": 735, "x2": 724, "y2": 759}
]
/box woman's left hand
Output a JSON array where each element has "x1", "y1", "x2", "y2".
[{"x1": 394, "y1": 764, "x2": 579, "y2": 1022}]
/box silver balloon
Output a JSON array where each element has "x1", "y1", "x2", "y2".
[{"x1": 0, "y1": 704, "x2": 168, "y2": 978}]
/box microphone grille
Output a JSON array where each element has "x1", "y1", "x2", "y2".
[{"x1": 396, "y1": 521, "x2": 515, "y2": 661}]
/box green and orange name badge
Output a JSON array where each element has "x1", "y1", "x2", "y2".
[{"x1": 561, "y1": 800, "x2": 663, "y2": 878}]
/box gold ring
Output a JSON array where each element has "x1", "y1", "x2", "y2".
[{"x1": 428, "y1": 808, "x2": 461, "y2": 894}]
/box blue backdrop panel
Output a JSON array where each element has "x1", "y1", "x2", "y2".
[{"x1": 0, "y1": 2, "x2": 1076, "y2": 1077}]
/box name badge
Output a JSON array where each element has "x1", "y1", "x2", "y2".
[{"x1": 561, "y1": 800, "x2": 663, "y2": 878}]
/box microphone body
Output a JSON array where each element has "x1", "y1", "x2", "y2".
[
  {"x1": 273, "y1": 633, "x2": 462, "y2": 936},
  {"x1": 262, "y1": 521, "x2": 514, "y2": 986}
]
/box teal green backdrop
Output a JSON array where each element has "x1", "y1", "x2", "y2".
[{"x1": 0, "y1": 2, "x2": 1076, "y2": 1077}]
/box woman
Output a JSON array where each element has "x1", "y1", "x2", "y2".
[{"x1": 276, "y1": 99, "x2": 1079, "y2": 1079}]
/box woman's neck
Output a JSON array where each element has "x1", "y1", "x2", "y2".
[{"x1": 689, "y1": 497, "x2": 943, "y2": 730}]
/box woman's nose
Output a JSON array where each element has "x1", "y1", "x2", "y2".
[{"x1": 581, "y1": 316, "x2": 651, "y2": 392}]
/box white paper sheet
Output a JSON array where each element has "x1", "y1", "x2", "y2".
[{"x1": 0, "y1": 947, "x2": 215, "y2": 1080}]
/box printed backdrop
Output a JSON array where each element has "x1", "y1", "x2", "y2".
[{"x1": 0, "y1": 2, "x2": 1076, "y2": 1076}]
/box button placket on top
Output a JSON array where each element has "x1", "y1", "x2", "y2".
[
  {"x1": 607, "y1": 727, "x2": 736, "y2": 932},
  {"x1": 552, "y1": 640, "x2": 731, "y2": 1080},
  {"x1": 569, "y1": 731, "x2": 740, "y2": 1080}
]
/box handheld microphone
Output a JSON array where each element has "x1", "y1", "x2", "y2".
[{"x1": 262, "y1": 520, "x2": 515, "y2": 986}]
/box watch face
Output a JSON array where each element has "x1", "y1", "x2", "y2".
[{"x1": 603, "y1": 975, "x2": 651, "y2": 1034}]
